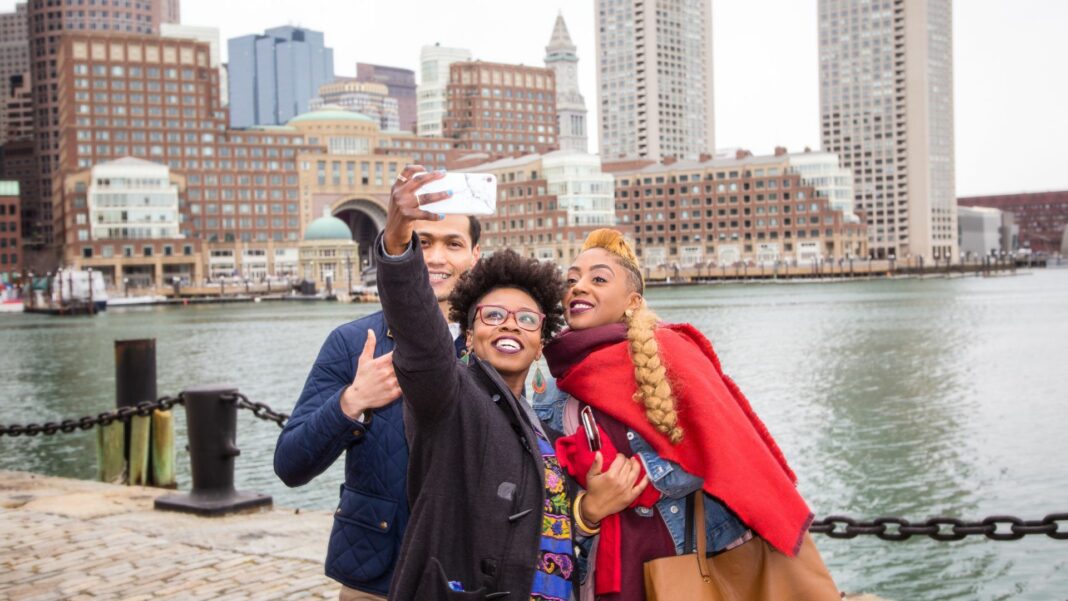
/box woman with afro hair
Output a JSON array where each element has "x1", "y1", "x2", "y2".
[{"x1": 376, "y1": 167, "x2": 644, "y2": 601}]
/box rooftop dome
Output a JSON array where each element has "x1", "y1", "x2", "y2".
[
  {"x1": 304, "y1": 213, "x2": 353, "y2": 241},
  {"x1": 288, "y1": 107, "x2": 376, "y2": 125}
]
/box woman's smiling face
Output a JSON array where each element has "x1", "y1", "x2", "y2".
[
  {"x1": 564, "y1": 248, "x2": 643, "y2": 330},
  {"x1": 468, "y1": 287, "x2": 544, "y2": 381}
]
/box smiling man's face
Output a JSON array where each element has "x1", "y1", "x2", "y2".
[{"x1": 415, "y1": 215, "x2": 480, "y2": 304}]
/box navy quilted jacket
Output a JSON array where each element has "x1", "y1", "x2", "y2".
[{"x1": 274, "y1": 311, "x2": 408, "y2": 596}]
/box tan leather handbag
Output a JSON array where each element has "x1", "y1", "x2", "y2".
[{"x1": 644, "y1": 494, "x2": 840, "y2": 601}]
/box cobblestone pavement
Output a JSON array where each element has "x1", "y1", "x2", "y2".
[
  {"x1": 0, "y1": 471, "x2": 338, "y2": 600},
  {"x1": 0, "y1": 470, "x2": 888, "y2": 601}
]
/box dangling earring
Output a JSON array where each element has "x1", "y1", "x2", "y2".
[
  {"x1": 532, "y1": 362, "x2": 547, "y2": 394},
  {"x1": 460, "y1": 347, "x2": 472, "y2": 365}
]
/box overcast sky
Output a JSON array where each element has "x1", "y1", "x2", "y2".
[{"x1": 4, "y1": 0, "x2": 1066, "y2": 197}]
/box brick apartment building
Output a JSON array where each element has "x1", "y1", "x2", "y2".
[
  {"x1": 605, "y1": 151, "x2": 869, "y2": 268},
  {"x1": 27, "y1": 0, "x2": 178, "y2": 255},
  {"x1": 49, "y1": 32, "x2": 441, "y2": 288},
  {"x1": 0, "y1": 138, "x2": 37, "y2": 267},
  {"x1": 444, "y1": 61, "x2": 558, "y2": 155},
  {"x1": 461, "y1": 150, "x2": 616, "y2": 263},
  {"x1": 51, "y1": 33, "x2": 319, "y2": 285},
  {"x1": 0, "y1": 180, "x2": 19, "y2": 280},
  {"x1": 958, "y1": 191, "x2": 1068, "y2": 255}
]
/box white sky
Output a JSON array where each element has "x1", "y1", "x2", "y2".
[{"x1": 4, "y1": 0, "x2": 1066, "y2": 197}]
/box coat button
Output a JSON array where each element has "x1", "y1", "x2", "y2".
[
  {"x1": 670, "y1": 504, "x2": 680, "y2": 514},
  {"x1": 379, "y1": 521, "x2": 389, "y2": 530},
  {"x1": 626, "y1": 431, "x2": 635, "y2": 440},
  {"x1": 353, "y1": 429, "x2": 363, "y2": 437}
]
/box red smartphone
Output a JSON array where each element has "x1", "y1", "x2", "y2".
[{"x1": 580, "y1": 406, "x2": 601, "y2": 452}]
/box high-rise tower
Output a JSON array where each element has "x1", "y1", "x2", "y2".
[
  {"x1": 0, "y1": 2, "x2": 29, "y2": 146},
  {"x1": 228, "y1": 26, "x2": 336, "y2": 128},
  {"x1": 417, "y1": 44, "x2": 471, "y2": 137},
  {"x1": 544, "y1": 13, "x2": 588, "y2": 153},
  {"x1": 595, "y1": 0, "x2": 715, "y2": 160},
  {"x1": 26, "y1": 0, "x2": 179, "y2": 259},
  {"x1": 819, "y1": 0, "x2": 957, "y2": 261}
]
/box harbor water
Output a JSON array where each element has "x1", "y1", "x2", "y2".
[{"x1": 2, "y1": 270, "x2": 1066, "y2": 600}]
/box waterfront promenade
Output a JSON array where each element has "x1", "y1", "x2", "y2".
[
  {"x1": 0, "y1": 470, "x2": 337, "y2": 600},
  {"x1": 0, "y1": 470, "x2": 889, "y2": 600}
]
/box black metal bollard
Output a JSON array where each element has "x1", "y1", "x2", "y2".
[
  {"x1": 116, "y1": 339, "x2": 157, "y2": 409},
  {"x1": 154, "y1": 384, "x2": 272, "y2": 516}
]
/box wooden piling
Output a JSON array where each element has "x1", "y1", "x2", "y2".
[
  {"x1": 151, "y1": 409, "x2": 176, "y2": 488},
  {"x1": 128, "y1": 415, "x2": 151, "y2": 486},
  {"x1": 96, "y1": 421, "x2": 125, "y2": 484}
]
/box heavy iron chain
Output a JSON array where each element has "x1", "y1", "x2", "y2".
[
  {"x1": 0, "y1": 395, "x2": 185, "y2": 437},
  {"x1": 809, "y1": 514, "x2": 1068, "y2": 541},
  {"x1": 225, "y1": 392, "x2": 289, "y2": 428},
  {"x1": 5, "y1": 395, "x2": 1066, "y2": 543}
]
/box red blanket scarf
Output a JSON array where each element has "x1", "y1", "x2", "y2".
[{"x1": 543, "y1": 322, "x2": 813, "y2": 558}]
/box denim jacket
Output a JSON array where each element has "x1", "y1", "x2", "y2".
[{"x1": 532, "y1": 377, "x2": 748, "y2": 555}]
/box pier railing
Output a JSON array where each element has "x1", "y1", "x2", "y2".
[{"x1": 0, "y1": 339, "x2": 1065, "y2": 542}]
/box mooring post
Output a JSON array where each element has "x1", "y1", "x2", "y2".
[
  {"x1": 115, "y1": 339, "x2": 157, "y2": 410},
  {"x1": 154, "y1": 384, "x2": 272, "y2": 516},
  {"x1": 151, "y1": 409, "x2": 176, "y2": 488},
  {"x1": 114, "y1": 339, "x2": 157, "y2": 485}
]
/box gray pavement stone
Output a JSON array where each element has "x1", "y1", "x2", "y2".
[{"x1": 0, "y1": 470, "x2": 338, "y2": 599}]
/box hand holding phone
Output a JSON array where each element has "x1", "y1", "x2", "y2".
[
  {"x1": 581, "y1": 406, "x2": 601, "y2": 452},
  {"x1": 416, "y1": 172, "x2": 497, "y2": 215}
]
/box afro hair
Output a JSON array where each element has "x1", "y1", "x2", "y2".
[{"x1": 447, "y1": 249, "x2": 565, "y2": 341}]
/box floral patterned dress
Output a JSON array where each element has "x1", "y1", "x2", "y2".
[{"x1": 530, "y1": 429, "x2": 575, "y2": 601}]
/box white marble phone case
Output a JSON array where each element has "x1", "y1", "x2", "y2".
[{"x1": 418, "y1": 172, "x2": 498, "y2": 215}]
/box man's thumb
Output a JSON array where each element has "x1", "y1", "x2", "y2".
[{"x1": 359, "y1": 329, "x2": 377, "y2": 361}]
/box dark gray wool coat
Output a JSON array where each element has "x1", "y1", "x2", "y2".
[{"x1": 376, "y1": 235, "x2": 573, "y2": 601}]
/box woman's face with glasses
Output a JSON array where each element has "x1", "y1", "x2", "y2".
[{"x1": 467, "y1": 287, "x2": 544, "y2": 389}]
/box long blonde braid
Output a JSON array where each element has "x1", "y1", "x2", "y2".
[{"x1": 625, "y1": 301, "x2": 684, "y2": 444}]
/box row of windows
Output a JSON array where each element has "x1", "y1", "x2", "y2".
[
  {"x1": 188, "y1": 217, "x2": 299, "y2": 229},
  {"x1": 188, "y1": 203, "x2": 298, "y2": 215},
  {"x1": 81, "y1": 243, "x2": 194, "y2": 260},
  {"x1": 73, "y1": 63, "x2": 200, "y2": 80}
]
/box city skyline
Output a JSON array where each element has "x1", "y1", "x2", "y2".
[
  {"x1": 172, "y1": 0, "x2": 1066, "y2": 198},
  {"x1": 1, "y1": 0, "x2": 1065, "y2": 198}
]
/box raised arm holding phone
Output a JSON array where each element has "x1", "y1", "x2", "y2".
[
  {"x1": 377, "y1": 165, "x2": 643, "y2": 600},
  {"x1": 274, "y1": 165, "x2": 483, "y2": 601}
]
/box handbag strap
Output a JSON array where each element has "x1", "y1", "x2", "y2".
[
  {"x1": 692, "y1": 492, "x2": 712, "y2": 582},
  {"x1": 684, "y1": 494, "x2": 695, "y2": 553}
]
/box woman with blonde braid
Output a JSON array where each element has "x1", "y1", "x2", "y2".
[{"x1": 535, "y1": 229, "x2": 838, "y2": 601}]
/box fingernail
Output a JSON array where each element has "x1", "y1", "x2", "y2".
[
  {"x1": 437, "y1": 213, "x2": 446, "y2": 220},
  {"x1": 447, "y1": 189, "x2": 454, "y2": 196}
]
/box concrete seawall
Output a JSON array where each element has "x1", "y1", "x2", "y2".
[{"x1": 0, "y1": 470, "x2": 889, "y2": 600}]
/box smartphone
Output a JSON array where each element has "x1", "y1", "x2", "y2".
[
  {"x1": 580, "y1": 406, "x2": 601, "y2": 452},
  {"x1": 414, "y1": 172, "x2": 497, "y2": 215}
]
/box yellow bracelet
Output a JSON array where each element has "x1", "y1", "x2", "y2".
[{"x1": 573, "y1": 491, "x2": 601, "y2": 536}]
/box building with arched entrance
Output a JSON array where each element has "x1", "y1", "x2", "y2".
[{"x1": 287, "y1": 108, "x2": 406, "y2": 272}]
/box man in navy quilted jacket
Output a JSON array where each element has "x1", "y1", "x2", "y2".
[{"x1": 275, "y1": 206, "x2": 480, "y2": 600}]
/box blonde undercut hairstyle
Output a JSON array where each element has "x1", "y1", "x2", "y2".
[{"x1": 580, "y1": 229, "x2": 684, "y2": 443}]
